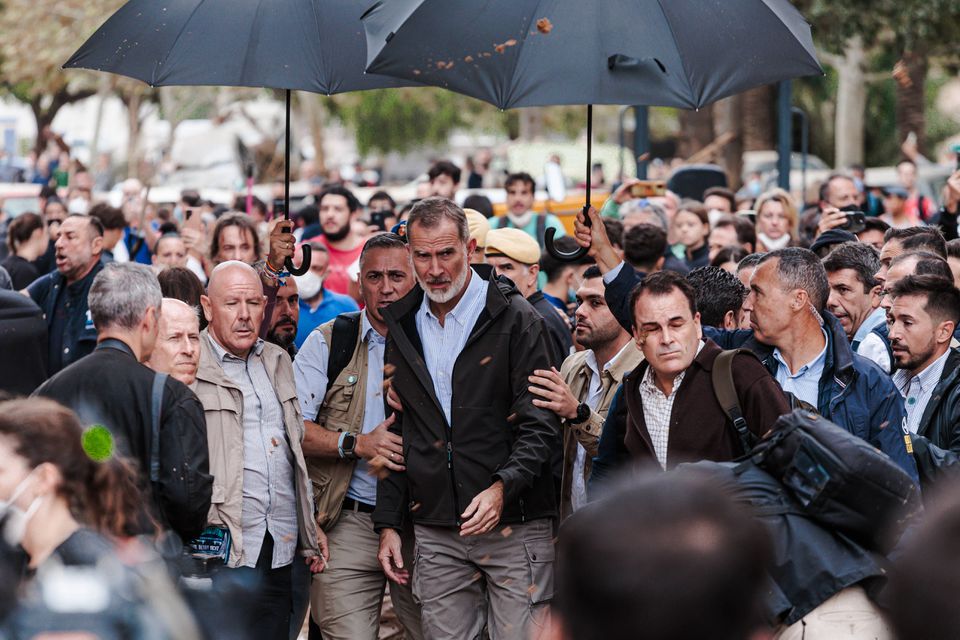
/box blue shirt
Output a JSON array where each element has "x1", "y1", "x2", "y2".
[
  {"x1": 294, "y1": 288, "x2": 359, "y2": 349},
  {"x1": 293, "y1": 311, "x2": 386, "y2": 505},
  {"x1": 542, "y1": 291, "x2": 568, "y2": 313},
  {"x1": 415, "y1": 269, "x2": 489, "y2": 425},
  {"x1": 773, "y1": 329, "x2": 829, "y2": 408}
]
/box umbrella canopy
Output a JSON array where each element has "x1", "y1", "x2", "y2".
[
  {"x1": 361, "y1": 0, "x2": 821, "y2": 110},
  {"x1": 66, "y1": 0, "x2": 418, "y2": 274},
  {"x1": 361, "y1": 0, "x2": 821, "y2": 259},
  {"x1": 65, "y1": 0, "x2": 412, "y2": 94}
]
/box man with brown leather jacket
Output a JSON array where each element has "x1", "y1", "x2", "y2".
[{"x1": 375, "y1": 198, "x2": 561, "y2": 640}]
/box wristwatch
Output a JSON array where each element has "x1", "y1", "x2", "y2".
[
  {"x1": 569, "y1": 403, "x2": 591, "y2": 425},
  {"x1": 340, "y1": 432, "x2": 358, "y2": 459}
]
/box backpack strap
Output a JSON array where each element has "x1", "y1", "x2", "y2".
[
  {"x1": 536, "y1": 214, "x2": 547, "y2": 246},
  {"x1": 711, "y1": 349, "x2": 755, "y2": 454},
  {"x1": 316, "y1": 311, "x2": 362, "y2": 422},
  {"x1": 150, "y1": 372, "x2": 168, "y2": 484},
  {"x1": 496, "y1": 215, "x2": 512, "y2": 229}
]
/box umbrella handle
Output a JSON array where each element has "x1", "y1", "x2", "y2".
[
  {"x1": 284, "y1": 246, "x2": 311, "y2": 276},
  {"x1": 280, "y1": 87, "x2": 311, "y2": 277},
  {"x1": 544, "y1": 204, "x2": 591, "y2": 261}
]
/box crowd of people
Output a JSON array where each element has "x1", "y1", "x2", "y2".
[{"x1": 1, "y1": 149, "x2": 960, "y2": 640}]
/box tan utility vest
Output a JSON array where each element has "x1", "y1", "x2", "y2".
[{"x1": 309, "y1": 317, "x2": 370, "y2": 529}]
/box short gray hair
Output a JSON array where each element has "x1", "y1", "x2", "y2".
[
  {"x1": 759, "y1": 247, "x2": 829, "y2": 310},
  {"x1": 621, "y1": 199, "x2": 668, "y2": 230},
  {"x1": 407, "y1": 197, "x2": 469, "y2": 243},
  {"x1": 89, "y1": 262, "x2": 163, "y2": 331}
]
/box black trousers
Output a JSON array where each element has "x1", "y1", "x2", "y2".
[{"x1": 230, "y1": 532, "x2": 293, "y2": 640}]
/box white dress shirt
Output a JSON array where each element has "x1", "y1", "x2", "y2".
[{"x1": 414, "y1": 269, "x2": 489, "y2": 425}]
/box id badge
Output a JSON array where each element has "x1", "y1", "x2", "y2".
[{"x1": 188, "y1": 526, "x2": 232, "y2": 562}]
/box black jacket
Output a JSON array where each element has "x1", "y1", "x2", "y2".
[
  {"x1": 34, "y1": 340, "x2": 213, "y2": 541},
  {"x1": 911, "y1": 348, "x2": 960, "y2": 489},
  {"x1": 0, "y1": 290, "x2": 47, "y2": 394},
  {"x1": 528, "y1": 290, "x2": 573, "y2": 367},
  {"x1": 684, "y1": 460, "x2": 889, "y2": 626},
  {"x1": 374, "y1": 265, "x2": 561, "y2": 531},
  {"x1": 26, "y1": 261, "x2": 103, "y2": 375}
]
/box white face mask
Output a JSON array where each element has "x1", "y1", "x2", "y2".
[
  {"x1": 295, "y1": 271, "x2": 323, "y2": 300},
  {"x1": 0, "y1": 469, "x2": 43, "y2": 547}
]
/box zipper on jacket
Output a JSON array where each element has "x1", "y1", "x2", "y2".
[
  {"x1": 447, "y1": 436, "x2": 462, "y2": 526},
  {"x1": 519, "y1": 497, "x2": 526, "y2": 523}
]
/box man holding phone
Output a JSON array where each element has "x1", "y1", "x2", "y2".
[{"x1": 816, "y1": 174, "x2": 865, "y2": 238}]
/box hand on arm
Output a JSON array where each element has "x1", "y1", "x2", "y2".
[
  {"x1": 528, "y1": 367, "x2": 579, "y2": 419},
  {"x1": 356, "y1": 414, "x2": 405, "y2": 471}
]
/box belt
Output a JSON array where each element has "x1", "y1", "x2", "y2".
[{"x1": 341, "y1": 497, "x2": 376, "y2": 514}]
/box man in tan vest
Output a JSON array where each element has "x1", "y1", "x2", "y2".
[
  {"x1": 528, "y1": 265, "x2": 642, "y2": 519},
  {"x1": 293, "y1": 232, "x2": 422, "y2": 640}
]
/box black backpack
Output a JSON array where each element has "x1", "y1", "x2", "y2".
[
  {"x1": 315, "y1": 311, "x2": 362, "y2": 422},
  {"x1": 710, "y1": 350, "x2": 921, "y2": 552}
]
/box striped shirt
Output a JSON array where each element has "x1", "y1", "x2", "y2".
[
  {"x1": 415, "y1": 268, "x2": 489, "y2": 426},
  {"x1": 893, "y1": 349, "x2": 950, "y2": 435}
]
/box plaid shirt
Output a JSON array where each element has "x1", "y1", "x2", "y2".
[{"x1": 638, "y1": 341, "x2": 704, "y2": 469}]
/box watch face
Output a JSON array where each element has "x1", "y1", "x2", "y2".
[{"x1": 343, "y1": 433, "x2": 356, "y2": 450}]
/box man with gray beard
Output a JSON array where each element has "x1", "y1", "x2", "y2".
[{"x1": 375, "y1": 197, "x2": 560, "y2": 639}]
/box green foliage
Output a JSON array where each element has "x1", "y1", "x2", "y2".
[{"x1": 331, "y1": 88, "x2": 475, "y2": 155}]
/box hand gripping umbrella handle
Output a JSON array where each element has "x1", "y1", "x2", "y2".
[{"x1": 544, "y1": 204, "x2": 591, "y2": 261}]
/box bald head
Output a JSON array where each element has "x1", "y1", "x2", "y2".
[
  {"x1": 208, "y1": 260, "x2": 260, "y2": 297},
  {"x1": 202, "y1": 260, "x2": 265, "y2": 358}
]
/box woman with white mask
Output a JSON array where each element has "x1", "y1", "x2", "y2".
[
  {"x1": 0, "y1": 398, "x2": 200, "y2": 640},
  {"x1": 754, "y1": 189, "x2": 799, "y2": 252}
]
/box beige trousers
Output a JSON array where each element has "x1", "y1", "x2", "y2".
[
  {"x1": 412, "y1": 519, "x2": 554, "y2": 640},
  {"x1": 310, "y1": 509, "x2": 423, "y2": 640},
  {"x1": 773, "y1": 586, "x2": 894, "y2": 640}
]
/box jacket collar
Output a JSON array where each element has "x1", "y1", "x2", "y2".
[
  {"x1": 384, "y1": 264, "x2": 514, "y2": 334},
  {"x1": 95, "y1": 338, "x2": 136, "y2": 359},
  {"x1": 195, "y1": 330, "x2": 243, "y2": 390},
  {"x1": 916, "y1": 348, "x2": 960, "y2": 435},
  {"x1": 746, "y1": 311, "x2": 855, "y2": 387}
]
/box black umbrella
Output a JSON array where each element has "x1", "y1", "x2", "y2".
[
  {"x1": 65, "y1": 0, "x2": 416, "y2": 275},
  {"x1": 361, "y1": 0, "x2": 821, "y2": 260}
]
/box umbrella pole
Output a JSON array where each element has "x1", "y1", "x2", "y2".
[
  {"x1": 284, "y1": 89, "x2": 291, "y2": 217},
  {"x1": 283, "y1": 89, "x2": 311, "y2": 275},
  {"x1": 542, "y1": 104, "x2": 592, "y2": 261}
]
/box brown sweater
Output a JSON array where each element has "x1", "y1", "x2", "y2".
[{"x1": 623, "y1": 339, "x2": 790, "y2": 469}]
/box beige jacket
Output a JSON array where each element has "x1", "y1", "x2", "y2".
[
  {"x1": 559, "y1": 343, "x2": 643, "y2": 520},
  {"x1": 193, "y1": 331, "x2": 319, "y2": 567},
  {"x1": 308, "y1": 317, "x2": 369, "y2": 530}
]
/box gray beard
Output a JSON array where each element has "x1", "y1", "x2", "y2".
[{"x1": 418, "y1": 260, "x2": 470, "y2": 304}]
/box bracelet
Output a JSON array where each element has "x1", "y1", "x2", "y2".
[{"x1": 265, "y1": 258, "x2": 282, "y2": 275}]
